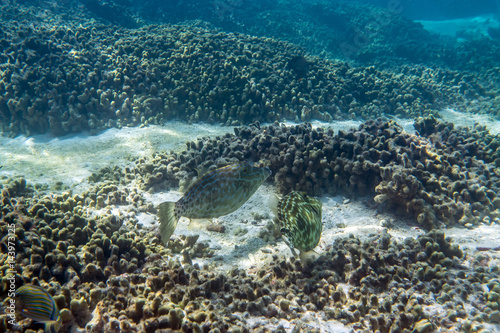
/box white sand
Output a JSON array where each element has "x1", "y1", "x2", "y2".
[
  {"x1": 0, "y1": 122, "x2": 232, "y2": 187},
  {"x1": 440, "y1": 107, "x2": 500, "y2": 134},
  {"x1": 416, "y1": 14, "x2": 500, "y2": 38}
]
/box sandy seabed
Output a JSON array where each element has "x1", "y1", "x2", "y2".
[{"x1": 1, "y1": 110, "x2": 500, "y2": 332}]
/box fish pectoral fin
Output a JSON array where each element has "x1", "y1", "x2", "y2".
[{"x1": 310, "y1": 205, "x2": 320, "y2": 215}]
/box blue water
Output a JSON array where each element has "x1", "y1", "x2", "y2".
[
  {"x1": 358, "y1": 0, "x2": 499, "y2": 20},
  {"x1": 77, "y1": 0, "x2": 500, "y2": 69}
]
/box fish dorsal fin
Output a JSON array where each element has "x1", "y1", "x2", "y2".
[
  {"x1": 195, "y1": 166, "x2": 210, "y2": 178},
  {"x1": 180, "y1": 167, "x2": 212, "y2": 194}
]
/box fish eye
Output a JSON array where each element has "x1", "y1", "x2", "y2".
[{"x1": 241, "y1": 165, "x2": 255, "y2": 175}]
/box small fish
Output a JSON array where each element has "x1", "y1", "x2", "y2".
[
  {"x1": 271, "y1": 191, "x2": 323, "y2": 259},
  {"x1": 158, "y1": 163, "x2": 271, "y2": 244},
  {"x1": 15, "y1": 284, "x2": 62, "y2": 333}
]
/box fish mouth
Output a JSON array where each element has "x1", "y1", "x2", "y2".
[{"x1": 264, "y1": 167, "x2": 272, "y2": 177}]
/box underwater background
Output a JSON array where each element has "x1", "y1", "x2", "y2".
[{"x1": 1, "y1": 0, "x2": 500, "y2": 332}]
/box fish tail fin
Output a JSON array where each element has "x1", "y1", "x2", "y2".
[
  {"x1": 158, "y1": 202, "x2": 178, "y2": 245},
  {"x1": 45, "y1": 320, "x2": 62, "y2": 333},
  {"x1": 299, "y1": 250, "x2": 320, "y2": 263},
  {"x1": 269, "y1": 194, "x2": 280, "y2": 216}
]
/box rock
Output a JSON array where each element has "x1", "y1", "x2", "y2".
[{"x1": 489, "y1": 310, "x2": 500, "y2": 323}]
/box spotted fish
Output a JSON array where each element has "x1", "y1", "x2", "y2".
[
  {"x1": 273, "y1": 191, "x2": 322, "y2": 257},
  {"x1": 158, "y1": 163, "x2": 271, "y2": 244},
  {"x1": 15, "y1": 284, "x2": 62, "y2": 333}
]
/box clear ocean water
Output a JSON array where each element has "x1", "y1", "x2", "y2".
[{"x1": 0, "y1": 1, "x2": 499, "y2": 332}]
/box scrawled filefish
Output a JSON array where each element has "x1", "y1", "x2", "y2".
[
  {"x1": 15, "y1": 284, "x2": 62, "y2": 333},
  {"x1": 158, "y1": 163, "x2": 271, "y2": 244},
  {"x1": 272, "y1": 191, "x2": 323, "y2": 258}
]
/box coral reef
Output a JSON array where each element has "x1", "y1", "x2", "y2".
[
  {"x1": 1, "y1": 179, "x2": 498, "y2": 333},
  {"x1": 1, "y1": 117, "x2": 500, "y2": 331},
  {"x1": 124, "y1": 118, "x2": 500, "y2": 229},
  {"x1": 1, "y1": 1, "x2": 499, "y2": 332},
  {"x1": 109, "y1": 0, "x2": 500, "y2": 73},
  {"x1": 0, "y1": 2, "x2": 498, "y2": 137},
  {"x1": 0, "y1": 176, "x2": 163, "y2": 331}
]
